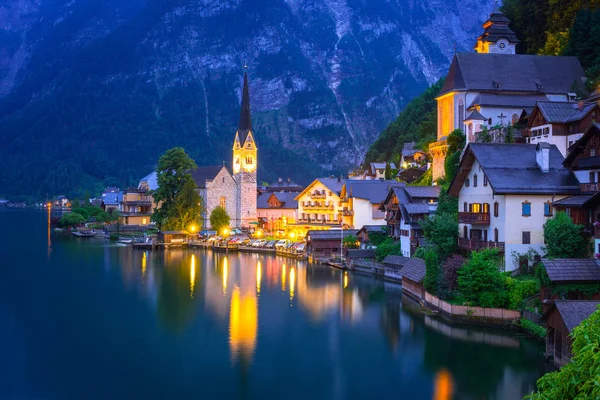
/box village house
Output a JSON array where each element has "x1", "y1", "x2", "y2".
[
  {"x1": 448, "y1": 143, "x2": 581, "y2": 271},
  {"x1": 397, "y1": 166, "x2": 427, "y2": 184},
  {"x1": 524, "y1": 101, "x2": 599, "y2": 156},
  {"x1": 256, "y1": 191, "x2": 300, "y2": 234},
  {"x1": 356, "y1": 225, "x2": 386, "y2": 248},
  {"x1": 381, "y1": 185, "x2": 440, "y2": 257},
  {"x1": 305, "y1": 229, "x2": 358, "y2": 260},
  {"x1": 339, "y1": 180, "x2": 398, "y2": 229},
  {"x1": 558, "y1": 123, "x2": 600, "y2": 252},
  {"x1": 541, "y1": 300, "x2": 600, "y2": 368},
  {"x1": 400, "y1": 258, "x2": 427, "y2": 300},
  {"x1": 399, "y1": 142, "x2": 427, "y2": 169},
  {"x1": 541, "y1": 259, "x2": 600, "y2": 312},
  {"x1": 293, "y1": 178, "x2": 345, "y2": 232},
  {"x1": 429, "y1": 6, "x2": 587, "y2": 181},
  {"x1": 360, "y1": 162, "x2": 396, "y2": 180},
  {"x1": 119, "y1": 187, "x2": 153, "y2": 226},
  {"x1": 101, "y1": 190, "x2": 121, "y2": 213}
]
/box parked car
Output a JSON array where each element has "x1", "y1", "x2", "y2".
[
  {"x1": 275, "y1": 239, "x2": 290, "y2": 249},
  {"x1": 265, "y1": 240, "x2": 277, "y2": 249},
  {"x1": 241, "y1": 238, "x2": 252, "y2": 245},
  {"x1": 252, "y1": 239, "x2": 266, "y2": 248},
  {"x1": 295, "y1": 243, "x2": 306, "y2": 253}
]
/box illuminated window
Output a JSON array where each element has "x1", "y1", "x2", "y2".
[
  {"x1": 220, "y1": 196, "x2": 226, "y2": 208},
  {"x1": 246, "y1": 156, "x2": 253, "y2": 164},
  {"x1": 142, "y1": 218, "x2": 147, "y2": 225}
]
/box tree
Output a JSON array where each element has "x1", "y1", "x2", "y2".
[
  {"x1": 421, "y1": 212, "x2": 458, "y2": 261},
  {"x1": 525, "y1": 307, "x2": 600, "y2": 399},
  {"x1": 163, "y1": 179, "x2": 204, "y2": 231},
  {"x1": 210, "y1": 206, "x2": 230, "y2": 232},
  {"x1": 60, "y1": 212, "x2": 86, "y2": 227},
  {"x1": 375, "y1": 238, "x2": 401, "y2": 261},
  {"x1": 424, "y1": 248, "x2": 440, "y2": 294},
  {"x1": 343, "y1": 234, "x2": 359, "y2": 249},
  {"x1": 441, "y1": 254, "x2": 465, "y2": 293},
  {"x1": 152, "y1": 147, "x2": 198, "y2": 229},
  {"x1": 384, "y1": 162, "x2": 393, "y2": 180},
  {"x1": 543, "y1": 211, "x2": 588, "y2": 258},
  {"x1": 457, "y1": 249, "x2": 507, "y2": 307}
]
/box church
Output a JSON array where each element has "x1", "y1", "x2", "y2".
[
  {"x1": 430, "y1": 6, "x2": 587, "y2": 181},
  {"x1": 192, "y1": 72, "x2": 258, "y2": 230}
]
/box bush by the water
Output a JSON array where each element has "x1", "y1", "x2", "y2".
[{"x1": 519, "y1": 318, "x2": 546, "y2": 338}]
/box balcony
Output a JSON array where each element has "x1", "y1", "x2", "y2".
[
  {"x1": 310, "y1": 192, "x2": 326, "y2": 199},
  {"x1": 581, "y1": 183, "x2": 600, "y2": 193},
  {"x1": 458, "y1": 212, "x2": 490, "y2": 225},
  {"x1": 342, "y1": 210, "x2": 354, "y2": 216},
  {"x1": 458, "y1": 238, "x2": 505, "y2": 251}
]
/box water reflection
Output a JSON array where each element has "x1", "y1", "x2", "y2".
[{"x1": 98, "y1": 247, "x2": 549, "y2": 398}]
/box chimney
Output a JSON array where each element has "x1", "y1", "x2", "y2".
[
  {"x1": 578, "y1": 101, "x2": 585, "y2": 110},
  {"x1": 536, "y1": 142, "x2": 550, "y2": 173}
]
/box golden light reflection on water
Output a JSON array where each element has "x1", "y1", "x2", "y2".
[
  {"x1": 222, "y1": 257, "x2": 228, "y2": 294},
  {"x1": 281, "y1": 264, "x2": 287, "y2": 292},
  {"x1": 256, "y1": 261, "x2": 262, "y2": 294},
  {"x1": 229, "y1": 286, "x2": 258, "y2": 364},
  {"x1": 289, "y1": 267, "x2": 295, "y2": 301},
  {"x1": 47, "y1": 206, "x2": 52, "y2": 259},
  {"x1": 343, "y1": 271, "x2": 348, "y2": 289},
  {"x1": 433, "y1": 369, "x2": 454, "y2": 400},
  {"x1": 141, "y1": 252, "x2": 147, "y2": 278},
  {"x1": 190, "y1": 254, "x2": 196, "y2": 298}
]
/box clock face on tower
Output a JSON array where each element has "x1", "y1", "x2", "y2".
[{"x1": 497, "y1": 39, "x2": 508, "y2": 51}]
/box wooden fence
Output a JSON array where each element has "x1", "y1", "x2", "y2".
[{"x1": 425, "y1": 293, "x2": 521, "y2": 321}]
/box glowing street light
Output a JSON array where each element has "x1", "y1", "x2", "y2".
[
  {"x1": 189, "y1": 225, "x2": 197, "y2": 233},
  {"x1": 222, "y1": 227, "x2": 230, "y2": 237}
]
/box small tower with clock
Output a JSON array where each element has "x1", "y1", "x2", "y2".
[
  {"x1": 232, "y1": 72, "x2": 257, "y2": 228},
  {"x1": 474, "y1": 6, "x2": 519, "y2": 54}
]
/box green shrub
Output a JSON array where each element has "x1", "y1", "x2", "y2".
[
  {"x1": 506, "y1": 277, "x2": 538, "y2": 310},
  {"x1": 458, "y1": 249, "x2": 505, "y2": 306},
  {"x1": 424, "y1": 249, "x2": 440, "y2": 294},
  {"x1": 374, "y1": 238, "x2": 401, "y2": 261},
  {"x1": 520, "y1": 318, "x2": 546, "y2": 338}
]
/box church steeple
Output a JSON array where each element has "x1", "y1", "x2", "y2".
[
  {"x1": 238, "y1": 72, "x2": 253, "y2": 143},
  {"x1": 475, "y1": 5, "x2": 519, "y2": 54}
]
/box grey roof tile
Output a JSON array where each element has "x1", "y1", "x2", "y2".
[
  {"x1": 383, "y1": 255, "x2": 411, "y2": 267},
  {"x1": 191, "y1": 166, "x2": 229, "y2": 188},
  {"x1": 401, "y1": 258, "x2": 426, "y2": 283},
  {"x1": 468, "y1": 93, "x2": 548, "y2": 109},
  {"x1": 553, "y1": 301, "x2": 600, "y2": 332},
  {"x1": 307, "y1": 230, "x2": 358, "y2": 240},
  {"x1": 543, "y1": 258, "x2": 600, "y2": 282},
  {"x1": 346, "y1": 180, "x2": 400, "y2": 204}
]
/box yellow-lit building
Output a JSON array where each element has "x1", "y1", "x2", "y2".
[
  {"x1": 119, "y1": 187, "x2": 154, "y2": 226},
  {"x1": 291, "y1": 178, "x2": 345, "y2": 236}
]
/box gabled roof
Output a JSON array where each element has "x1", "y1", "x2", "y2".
[
  {"x1": 553, "y1": 194, "x2": 597, "y2": 207},
  {"x1": 306, "y1": 229, "x2": 358, "y2": 240},
  {"x1": 257, "y1": 191, "x2": 300, "y2": 209},
  {"x1": 295, "y1": 178, "x2": 345, "y2": 200},
  {"x1": 564, "y1": 123, "x2": 600, "y2": 167},
  {"x1": 357, "y1": 225, "x2": 386, "y2": 235},
  {"x1": 344, "y1": 180, "x2": 400, "y2": 204},
  {"x1": 468, "y1": 93, "x2": 548, "y2": 109},
  {"x1": 448, "y1": 143, "x2": 580, "y2": 196},
  {"x1": 404, "y1": 186, "x2": 441, "y2": 200},
  {"x1": 370, "y1": 162, "x2": 396, "y2": 172},
  {"x1": 191, "y1": 166, "x2": 232, "y2": 188},
  {"x1": 401, "y1": 258, "x2": 426, "y2": 283},
  {"x1": 534, "y1": 101, "x2": 597, "y2": 124},
  {"x1": 439, "y1": 53, "x2": 585, "y2": 96},
  {"x1": 102, "y1": 191, "x2": 122, "y2": 206},
  {"x1": 543, "y1": 258, "x2": 600, "y2": 283},
  {"x1": 382, "y1": 255, "x2": 411, "y2": 267},
  {"x1": 404, "y1": 203, "x2": 432, "y2": 215},
  {"x1": 139, "y1": 171, "x2": 158, "y2": 190},
  {"x1": 465, "y1": 109, "x2": 487, "y2": 121},
  {"x1": 542, "y1": 301, "x2": 600, "y2": 332}
]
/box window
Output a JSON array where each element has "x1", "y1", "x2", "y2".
[
  {"x1": 494, "y1": 202, "x2": 499, "y2": 217},
  {"x1": 463, "y1": 202, "x2": 468, "y2": 212},
  {"x1": 458, "y1": 99, "x2": 465, "y2": 132},
  {"x1": 483, "y1": 175, "x2": 488, "y2": 187},
  {"x1": 471, "y1": 203, "x2": 482, "y2": 213},
  {"x1": 463, "y1": 226, "x2": 468, "y2": 238},
  {"x1": 142, "y1": 218, "x2": 147, "y2": 225},
  {"x1": 483, "y1": 203, "x2": 490, "y2": 213},
  {"x1": 565, "y1": 207, "x2": 571, "y2": 217},
  {"x1": 590, "y1": 171, "x2": 596, "y2": 183},
  {"x1": 522, "y1": 231, "x2": 531, "y2": 244},
  {"x1": 494, "y1": 228, "x2": 499, "y2": 242},
  {"x1": 522, "y1": 201, "x2": 531, "y2": 217},
  {"x1": 544, "y1": 202, "x2": 553, "y2": 217},
  {"x1": 465, "y1": 178, "x2": 470, "y2": 187},
  {"x1": 246, "y1": 156, "x2": 253, "y2": 164},
  {"x1": 220, "y1": 196, "x2": 226, "y2": 208},
  {"x1": 473, "y1": 174, "x2": 478, "y2": 187}
]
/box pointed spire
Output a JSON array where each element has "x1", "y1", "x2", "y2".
[{"x1": 238, "y1": 72, "x2": 252, "y2": 133}]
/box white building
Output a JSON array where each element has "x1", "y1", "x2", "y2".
[
  {"x1": 430, "y1": 7, "x2": 587, "y2": 181},
  {"x1": 448, "y1": 142, "x2": 581, "y2": 270},
  {"x1": 293, "y1": 178, "x2": 345, "y2": 231},
  {"x1": 339, "y1": 180, "x2": 399, "y2": 229}
]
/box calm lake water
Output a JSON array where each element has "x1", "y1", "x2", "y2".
[{"x1": 0, "y1": 209, "x2": 551, "y2": 399}]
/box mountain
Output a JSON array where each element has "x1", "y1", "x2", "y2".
[{"x1": 0, "y1": 0, "x2": 495, "y2": 198}]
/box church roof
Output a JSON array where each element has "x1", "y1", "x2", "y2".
[
  {"x1": 468, "y1": 93, "x2": 549, "y2": 110},
  {"x1": 237, "y1": 72, "x2": 253, "y2": 144},
  {"x1": 439, "y1": 53, "x2": 586, "y2": 96},
  {"x1": 191, "y1": 165, "x2": 230, "y2": 188}
]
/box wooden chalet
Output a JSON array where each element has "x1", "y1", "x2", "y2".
[
  {"x1": 305, "y1": 229, "x2": 358, "y2": 259},
  {"x1": 541, "y1": 300, "x2": 600, "y2": 367},
  {"x1": 400, "y1": 258, "x2": 426, "y2": 300},
  {"x1": 541, "y1": 258, "x2": 600, "y2": 312},
  {"x1": 158, "y1": 231, "x2": 190, "y2": 244}
]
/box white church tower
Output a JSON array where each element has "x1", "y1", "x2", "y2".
[{"x1": 232, "y1": 72, "x2": 258, "y2": 228}]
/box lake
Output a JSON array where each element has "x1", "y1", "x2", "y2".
[{"x1": 0, "y1": 209, "x2": 551, "y2": 399}]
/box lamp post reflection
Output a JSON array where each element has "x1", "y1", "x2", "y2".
[
  {"x1": 256, "y1": 261, "x2": 262, "y2": 295},
  {"x1": 190, "y1": 254, "x2": 196, "y2": 298},
  {"x1": 222, "y1": 256, "x2": 228, "y2": 294},
  {"x1": 289, "y1": 267, "x2": 295, "y2": 301}
]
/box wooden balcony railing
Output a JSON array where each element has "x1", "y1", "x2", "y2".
[
  {"x1": 458, "y1": 212, "x2": 490, "y2": 225},
  {"x1": 581, "y1": 183, "x2": 600, "y2": 193},
  {"x1": 458, "y1": 238, "x2": 505, "y2": 251}
]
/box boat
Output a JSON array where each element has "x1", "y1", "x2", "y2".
[
  {"x1": 116, "y1": 237, "x2": 133, "y2": 244},
  {"x1": 72, "y1": 231, "x2": 95, "y2": 238}
]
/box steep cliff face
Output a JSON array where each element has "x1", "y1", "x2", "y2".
[{"x1": 0, "y1": 0, "x2": 494, "y2": 196}]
